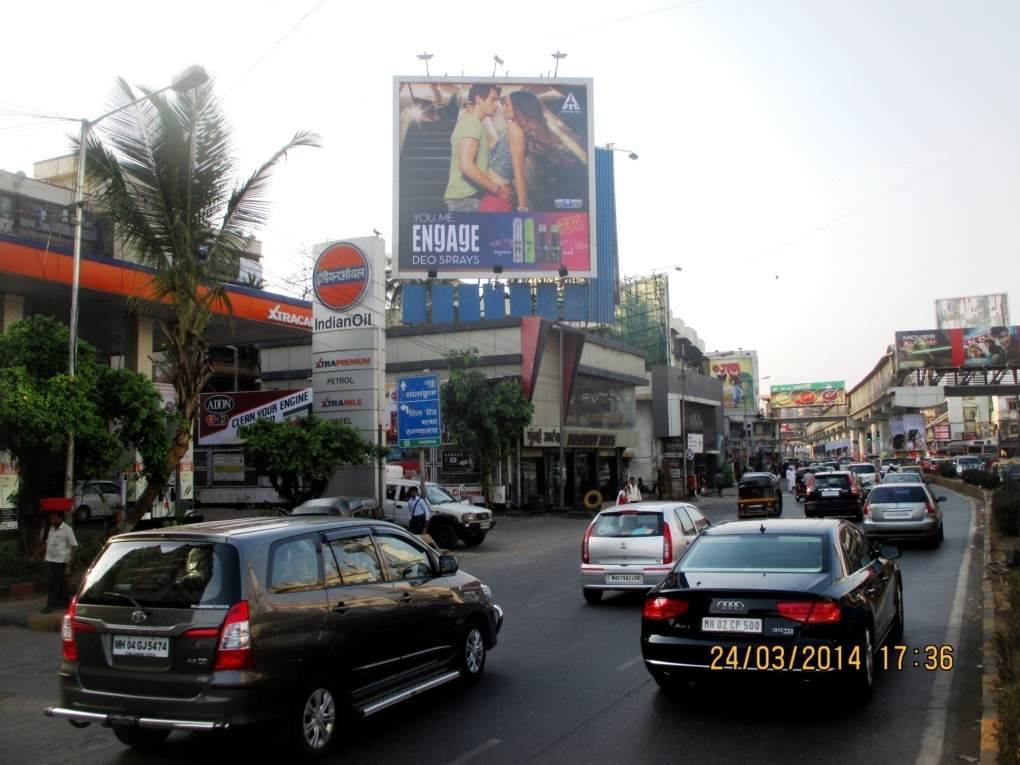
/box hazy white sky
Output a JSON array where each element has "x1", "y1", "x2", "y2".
[{"x1": 2, "y1": 0, "x2": 1018, "y2": 392}]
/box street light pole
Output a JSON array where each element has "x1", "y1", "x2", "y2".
[{"x1": 62, "y1": 66, "x2": 209, "y2": 499}]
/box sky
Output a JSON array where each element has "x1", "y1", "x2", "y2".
[{"x1": 2, "y1": 0, "x2": 1019, "y2": 393}]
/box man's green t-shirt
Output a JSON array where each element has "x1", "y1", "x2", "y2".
[{"x1": 444, "y1": 110, "x2": 488, "y2": 201}]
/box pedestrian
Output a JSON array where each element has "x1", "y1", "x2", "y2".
[
  {"x1": 714, "y1": 469, "x2": 724, "y2": 498},
  {"x1": 637, "y1": 477, "x2": 648, "y2": 496},
  {"x1": 406, "y1": 486, "x2": 431, "y2": 535},
  {"x1": 626, "y1": 476, "x2": 642, "y2": 502},
  {"x1": 41, "y1": 511, "x2": 77, "y2": 614},
  {"x1": 686, "y1": 472, "x2": 697, "y2": 499},
  {"x1": 785, "y1": 464, "x2": 796, "y2": 494},
  {"x1": 616, "y1": 483, "x2": 629, "y2": 505}
]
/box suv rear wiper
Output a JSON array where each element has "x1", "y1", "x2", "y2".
[{"x1": 102, "y1": 591, "x2": 147, "y2": 613}]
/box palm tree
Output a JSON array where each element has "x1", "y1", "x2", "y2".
[{"x1": 85, "y1": 77, "x2": 320, "y2": 525}]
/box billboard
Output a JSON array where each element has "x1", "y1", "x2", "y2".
[
  {"x1": 902, "y1": 413, "x2": 926, "y2": 450},
  {"x1": 770, "y1": 381, "x2": 846, "y2": 410},
  {"x1": 198, "y1": 389, "x2": 312, "y2": 445},
  {"x1": 707, "y1": 356, "x2": 755, "y2": 410},
  {"x1": 394, "y1": 78, "x2": 595, "y2": 278},
  {"x1": 936, "y1": 293, "x2": 1009, "y2": 329},
  {"x1": 895, "y1": 326, "x2": 1020, "y2": 369}
]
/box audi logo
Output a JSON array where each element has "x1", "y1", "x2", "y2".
[{"x1": 716, "y1": 600, "x2": 745, "y2": 611}]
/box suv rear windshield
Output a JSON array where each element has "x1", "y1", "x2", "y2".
[
  {"x1": 812, "y1": 474, "x2": 850, "y2": 488},
  {"x1": 593, "y1": 512, "x2": 663, "y2": 538},
  {"x1": 680, "y1": 535, "x2": 825, "y2": 573},
  {"x1": 868, "y1": 486, "x2": 929, "y2": 504},
  {"x1": 848, "y1": 464, "x2": 876, "y2": 474},
  {"x1": 79, "y1": 540, "x2": 240, "y2": 609}
]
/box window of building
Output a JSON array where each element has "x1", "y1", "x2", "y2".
[{"x1": 565, "y1": 375, "x2": 636, "y2": 430}]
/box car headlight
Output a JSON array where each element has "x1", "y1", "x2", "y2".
[
  {"x1": 480, "y1": 584, "x2": 493, "y2": 603},
  {"x1": 462, "y1": 513, "x2": 477, "y2": 523}
]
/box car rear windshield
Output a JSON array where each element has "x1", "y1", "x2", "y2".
[
  {"x1": 592, "y1": 512, "x2": 663, "y2": 538},
  {"x1": 680, "y1": 535, "x2": 825, "y2": 573},
  {"x1": 883, "y1": 473, "x2": 920, "y2": 483},
  {"x1": 79, "y1": 540, "x2": 240, "y2": 609},
  {"x1": 868, "y1": 486, "x2": 929, "y2": 504},
  {"x1": 812, "y1": 474, "x2": 849, "y2": 488},
  {"x1": 848, "y1": 464, "x2": 876, "y2": 474}
]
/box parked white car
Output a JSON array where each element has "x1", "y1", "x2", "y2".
[
  {"x1": 383, "y1": 480, "x2": 495, "y2": 548},
  {"x1": 72, "y1": 480, "x2": 123, "y2": 525}
]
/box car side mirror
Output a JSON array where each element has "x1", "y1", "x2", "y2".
[
  {"x1": 936, "y1": 496, "x2": 946, "y2": 503},
  {"x1": 438, "y1": 554, "x2": 459, "y2": 575},
  {"x1": 880, "y1": 544, "x2": 902, "y2": 560}
]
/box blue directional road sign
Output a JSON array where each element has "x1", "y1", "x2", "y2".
[{"x1": 397, "y1": 374, "x2": 442, "y2": 448}]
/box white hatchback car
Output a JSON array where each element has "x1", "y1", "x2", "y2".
[{"x1": 580, "y1": 502, "x2": 711, "y2": 604}]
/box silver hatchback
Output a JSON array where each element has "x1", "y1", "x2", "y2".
[
  {"x1": 862, "y1": 483, "x2": 945, "y2": 548},
  {"x1": 579, "y1": 503, "x2": 711, "y2": 604}
]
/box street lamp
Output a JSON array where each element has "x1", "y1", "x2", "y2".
[
  {"x1": 63, "y1": 65, "x2": 209, "y2": 497},
  {"x1": 604, "y1": 142, "x2": 638, "y2": 160}
]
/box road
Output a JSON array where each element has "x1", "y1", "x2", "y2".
[{"x1": 0, "y1": 489, "x2": 984, "y2": 764}]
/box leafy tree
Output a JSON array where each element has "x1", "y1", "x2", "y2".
[
  {"x1": 0, "y1": 315, "x2": 169, "y2": 553},
  {"x1": 240, "y1": 416, "x2": 384, "y2": 507},
  {"x1": 84, "y1": 77, "x2": 319, "y2": 525},
  {"x1": 441, "y1": 349, "x2": 534, "y2": 504}
]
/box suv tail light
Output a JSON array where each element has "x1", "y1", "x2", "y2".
[
  {"x1": 777, "y1": 600, "x2": 841, "y2": 623},
  {"x1": 862, "y1": 502, "x2": 871, "y2": 516},
  {"x1": 582, "y1": 522, "x2": 595, "y2": 564},
  {"x1": 61, "y1": 597, "x2": 95, "y2": 661},
  {"x1": 643, "y1": 596, "x2": 689, "y2": 620},
  {"x1": 213, "y1": 600, "x2": 253, "y2": 670},
  {"x1": 662, "y1": 522, "x2": 673, "y2": 565},
  {"x1": 925, "y1": 501, "x2": 937, "y2": 515},
  {"x1": 850, "y1": 479, "x2": 860, "y2": 497}
]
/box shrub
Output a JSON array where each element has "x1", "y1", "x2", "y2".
[{"x1": 992, "y1": 484, "x2": 1020, "y2": 536}]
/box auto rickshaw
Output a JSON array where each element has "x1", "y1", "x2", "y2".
[{"x1": 737, "y1": 472, "x2": 783, "y2": 518}]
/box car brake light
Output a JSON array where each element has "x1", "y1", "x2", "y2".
[
  {"x1": 862, "y1": 502, "x2": 871, "y2": 516},
  {"x1": 662, "y1": 522, "x2": 673, "y2": 565},
  {"x1": 643, "y1": 596, "x2": 689, "y2": 620},
  {"x1": 777, "y1": 600, "x2": 841, "y2": 623},
  {"x1": 213, "y1": 600, "x2": 253, "y2": 670},
  {"x1": 61, "y1": 597, "x2": 95, "y2": 661},
  {"x1": 582, "y1": 522, "x2": 595, "y2": 564},
  {"x1": 925, "y1": 501, "x2": 936, "y2": 515}
]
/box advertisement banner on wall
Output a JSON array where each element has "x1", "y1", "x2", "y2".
[
  {"x1": 890, "y1": 417, "x2": 906, "y2": 451},
  {"x1": 780, "y1": 423, "x2": 806, "y2": 440},
  {"x1": 393, "y1": 78, "x2": 596, "y2": 278},
  {"x1": 902, "y1": 414, "x2": 927, "y2": 450},
  {"x1": 707, "y1": 356, "x2": 755, "y2": 410},
  {"x1": 935, "y1": 293, "x2": 1009, "y2": 329},
  {"x1": 199, "y1": 389, "x2": 312, "y2": 445},
  {"x1": 895, "y1": 326, "x2": 1020, "y2": 369},
  {"x1": 687, "y1": 433, "x2": 704, "y2": 454},
  {"x1": 770, "y1": 381, "x2": 846, "y2": 410}
]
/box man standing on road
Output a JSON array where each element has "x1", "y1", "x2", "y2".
[
  {"x1": 626, "y1": 476, "x2": 642, "y2": 502},
  {"x1": 407, "y1": 486, "x2": 431, "y2": 535},
  {"x1": 785, "y1": 464, "x2": 796, "y2": 494},
  {"x1": 41, "y1": 511, "x2": 77, "y2": 614},
  {"x1": 444, "y1": 84, "x2": 511, "y2": 212}
]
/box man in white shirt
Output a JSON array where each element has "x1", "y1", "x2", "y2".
[
  {"x1": 785, "y1": 465, "x2": 797, "y2": 494},
  {"x1": 42, "y1": 512, "x2": 77, "y2": 613},
  {"x1": 407, "y1": 486, "x2": 432, "y2": 535},
  {"x1": 626, "y1": 476, "x2": 642, "y2": 502}
]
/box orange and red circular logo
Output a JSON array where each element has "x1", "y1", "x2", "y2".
[{"x1": 313, "y1": 243, "x2": 370, "y2": 311}]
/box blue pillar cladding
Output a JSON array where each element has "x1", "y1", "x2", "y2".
[
  {"x1": 563, "y1": 284, "x2": 590, "y2": 321},
  {"x1": 535, "y1": 283, "x2": 559, "y2": 320},
  {"x1": 483, "y1": 284, "x2": 506, "y2": 320},
  {"x1": 401, "y1": 283, "x2": 427, "y2": 324},
  {"x1": 589, "y1": 147, "x2": 620, "y2": 323},
  {"x1": 509, "y1": 283, "x2": 532, "y2": 317},
  {"x1": 458, "y1": 283, "x2": 481, "y2": 322},
  {"x1": 431, "y1": 283, "x2": 455, "y2": 324}
]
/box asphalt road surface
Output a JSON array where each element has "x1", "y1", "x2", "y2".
[{"x1": 0, "y1": 488, "x2": 984, "y2": 764}]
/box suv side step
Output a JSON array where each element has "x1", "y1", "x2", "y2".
[{"x1": 358, "y1": 670, "x2": 461, "y2": 717}]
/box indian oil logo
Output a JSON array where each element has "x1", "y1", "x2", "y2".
[{"x1": 313, "y1": 243, "x2": 370, "y2": 312}]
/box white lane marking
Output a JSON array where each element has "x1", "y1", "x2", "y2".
[
  {"x1": 446, "y1": 738, "x2": 502, "y2": 765},
  {"x1": 616, "y1": 654, "x2": 643, "y2": 671},
  {"x1": 913, "y1": 493, "x2": 976, "y2": 765}
]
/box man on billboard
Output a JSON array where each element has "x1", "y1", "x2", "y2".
[{"x1": 444, "y1": 84, "x2": 510, "y2": 212}]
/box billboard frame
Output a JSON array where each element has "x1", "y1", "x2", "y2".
[
  {"x1": 392, "y1": 76, "x2": 597, "y2": 280},
  {"x1": 935, "y1": 293, "x2": 1009, "y2": 329}
]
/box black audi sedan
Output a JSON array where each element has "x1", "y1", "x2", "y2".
[
  {"x1": 641, "y1": 519, "x2": 902, "y2": 702},
  {"x1": 45, "y1": 517, "x2": 503, "y2": 758}
]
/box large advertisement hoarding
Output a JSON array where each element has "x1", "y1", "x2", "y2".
[
  {"x1": 895, "y1": 326, "x2": 1020, "y2": 369},
  {"x1": 707, "y1": 356, "x2": 755, "y2": 410},
  {"x1": 770, "y1": 381, "x2": 846, "y2": 410},
  {"x1": 935, "y1": 293, "x2": 1009, "y2": 329},
  {"x1": 394, "y1": 78, "x2": 595, "y2": 278},
  {"x1": 902, "y1": 414, "x2": 927, "y2": 450},
  {"x1": 198, "y1": 389, "x2": 312, "y2": 445}
]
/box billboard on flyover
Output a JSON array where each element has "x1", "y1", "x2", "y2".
[
  {"x1": 935, "y1": 293, "x2": 1009, "y2": 329},
  {"x1": 706, "y1": 356, "x2": 756, "y2": 410},
  {"x1": 393, "y1": 77, "x2": 595, "y2": 279},
  {"x1": 894, "y1": 326, "x2": 1020, "y2": 369},
  {"x1": 770, "y1": 381, "x2": 846, "y2": 411}
]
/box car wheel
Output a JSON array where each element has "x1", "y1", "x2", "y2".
[
  {"x1": 460, "y1": 620, "x2": 487, "y2": 682},
  {"x1": 583, "y1": 588, "x2": 603, "y2": 605},
  {"x1": 74, "y1": 505, "x2": 90, "y2": 525},
  {"x1": 890, "y1": 579, "x2": 904, "y2": 643},
  {"x1": 845, "y1": 626, "x2": 876, "y2": 703},
  {"x1": 113, "y1": 727, "x2": 171, "y2": 751},
  {"x1": 290, "y1": 684, "x2": 338, "y2": 759},
  {"x1": 429, "y1": 522, "x2": 459, "y2": 549},
  {"x1": 461, "y1": 532, "x2": 486, "y2": 547}
]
